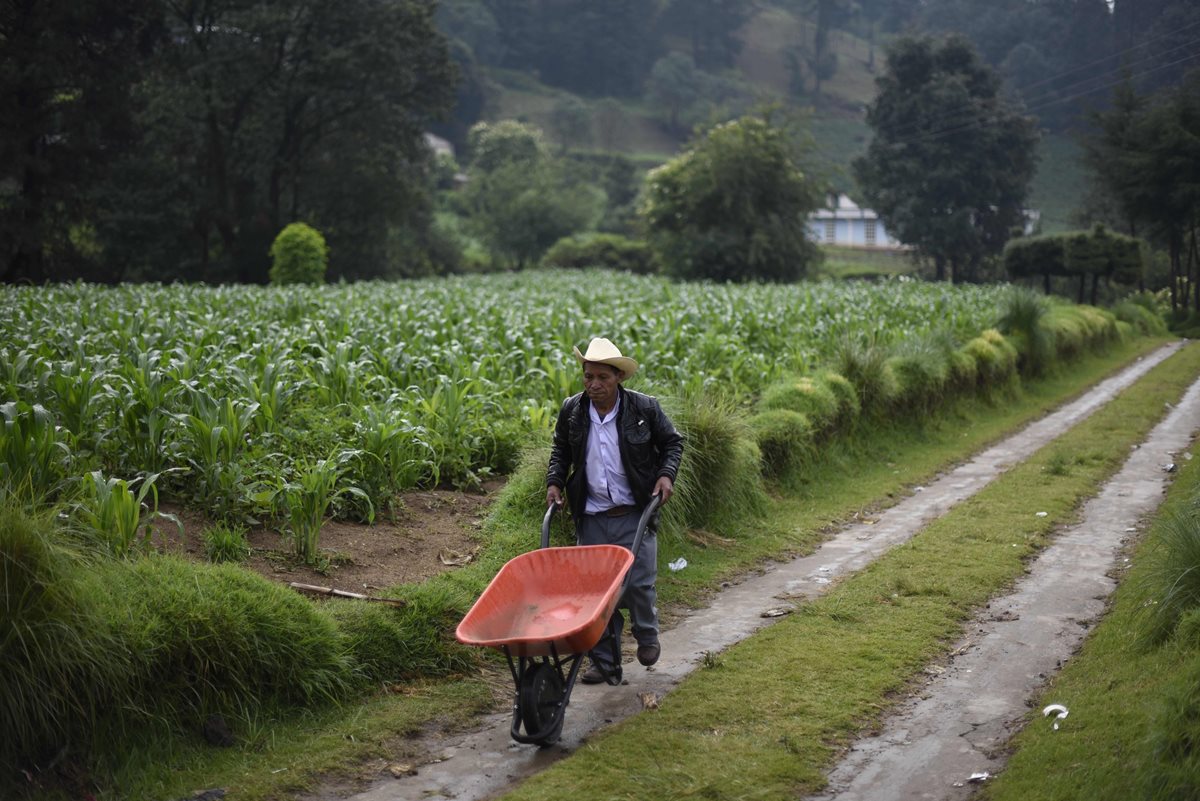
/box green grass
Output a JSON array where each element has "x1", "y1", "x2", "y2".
[
  {"x1": 816, "y1": 246, "x2": 919, "y2": 279},
  {"x1": 497, "y1": 339, "x2": 1200, "y2": 800},
  {"x1": 12, "y1": 338, "x2": 1170, "y2": 800},
  {"x1": 981, "y1": 410, "x2": 1200, "y2": 800}
]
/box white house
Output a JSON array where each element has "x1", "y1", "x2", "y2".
[
  {"x1": 807, "y1": 194, "x2": 907, "y2": 250},
  {"x1": 807, "y1": 194, "x2": 1041, "y2": 249}
]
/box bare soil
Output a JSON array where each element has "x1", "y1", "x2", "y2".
[{"x1": 152, "y1": 480, "x2": 504, "y2": 592}]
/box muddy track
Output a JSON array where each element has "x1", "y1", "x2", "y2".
[{"x1": 331, "y1": 343, "x2": 1189, "y2": 801}]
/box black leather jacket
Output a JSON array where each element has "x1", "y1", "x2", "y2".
[{"x1": 547, "y1": 386, "x2": 684, "y2": 525}]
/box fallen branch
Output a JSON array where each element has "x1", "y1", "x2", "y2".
[{"x1": 288, "y1": 582, "x2": 406, "y2": 607}]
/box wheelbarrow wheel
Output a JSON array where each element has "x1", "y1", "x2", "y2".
[{"x1": 520, "y1": 661, "x2": 565, "y2": 745}]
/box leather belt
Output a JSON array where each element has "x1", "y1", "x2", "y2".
[{"x1": 602, "y1": 505, "x2": 637, "y2": 517}]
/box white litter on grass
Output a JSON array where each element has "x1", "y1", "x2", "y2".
[
  {"x1": 955, "y1": 772, "x2": 992, "y2": 786},
  {"x1": 668, "y1": 557, "x2": 688, "y2": 572},
  {"x1": 1036, "y1": 511, "x2": 1049, "y2": 517},
  {"x1": 1043, "y1": 703, "x2": 1069, "y2": 730}
]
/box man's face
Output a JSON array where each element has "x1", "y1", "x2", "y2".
[{"x1": 583, "y1": 362, "x2": 622, "y2": 409}]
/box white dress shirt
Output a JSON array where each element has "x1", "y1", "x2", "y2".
[{"x1": 584, "y1": 395, "x2": 636, "y2": 514}]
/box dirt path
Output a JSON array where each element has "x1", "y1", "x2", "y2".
[
  {"x1": 807, "y1": 370, "x2": 1200, "y2": 800},
  {"x1": 333, "y1": 343, "x2": 1186, "y2": 801}
]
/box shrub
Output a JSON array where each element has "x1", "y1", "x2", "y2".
[
  {"x1": 759, "y1": 376, "x2": 840, "y2": 432},
  {"x1": 0, "y1": 505, "x2": 129, "y2": 768},
  {"x1": 749, "y1": 409, "x2": 814, "y2": 478},
  {"x1": 540, "y1": 233, "x2": 656, "y2": 274},
  {"x1": 269, "y1": 222, "x2": 328, "y2": 285}
]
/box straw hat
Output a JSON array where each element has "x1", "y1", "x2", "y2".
[{"x1": 572, "y1": 337, "x2": 639, "y2": 379}]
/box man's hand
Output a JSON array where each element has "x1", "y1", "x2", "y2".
[
  {"x1": 547, "y1": 485, "x2": 564, "y2": 508},
  {"x1": 653, "y1": 476, "x2": 674, "y2": 505}
]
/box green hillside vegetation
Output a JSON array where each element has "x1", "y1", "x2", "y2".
[{"x1": 479, "y1": 3, "x2": 1074, "y2": 232}]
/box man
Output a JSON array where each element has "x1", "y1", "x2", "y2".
[{"x1": 547, "y1": 337, "x2": 684, "y2": 685}]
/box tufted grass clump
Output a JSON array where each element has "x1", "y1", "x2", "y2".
[
  {"x1": 1133, "y1": 506, "x2": 1200, "y2": 647},
  {"x1": 96, "y1": 555, "x2": 354, "y2": 719},
  {"x1": 325, "y1": 583, "x2": 477, "y2": 683},
  {"x1": 662, "y1": 391, "x2": 767, "y2": 537},
  {"x1": 996, "y1": 286, "x2": 1055, "y2": 377},
  {"x1": 831, "y1": 336, "x2": 899, "y2": 418},
  {"x1": 814, "y1": 369, "x2": 860, "y2": 425},
  {"x1": 1139, "y1": 653, "x2": 1200, "y2": 800},
  {"x1": 887, "y1": 336, "x2": 951, "y2": 414},
  {"x1": 748, "y1": 409, "x2": 814, "y2": 479},
  {"x1": 203, "y1": 522, "x2": 250, "y2": 563},
  {"x1": 0, "y1": 503, "x2": 130, "y2": 769},
  {"x1": 759, "y1": 376, "x2": 840, "y2": 433},
  {"x1": 1113, "y1": 299, "x2": 1168, "y2": 337}
]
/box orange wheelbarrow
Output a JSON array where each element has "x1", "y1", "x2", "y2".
[{"x1": 456, "y1": 496, "x2": 661, "y2": 746}]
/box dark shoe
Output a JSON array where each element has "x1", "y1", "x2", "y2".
[
  {"x1": 580, "y1": 664, "x2": 608, "y2": 684},
  {"x1": 636, "y1": 643, "x2": 661, "y2": 667}
]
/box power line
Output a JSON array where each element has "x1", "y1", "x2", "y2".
[
  {"x1": 874, "y1": 21, "x2": 1200, "y2": 143},
  {"x1": 881, "y1": 48, "x2": 1200, "y2": 151}
]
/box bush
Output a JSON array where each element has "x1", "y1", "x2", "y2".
[
  {"x1": 269, "y1": 222, "x2": 328, "y2": 285},
  {"x1": 749, "y1": 409, "x2": 814, "y2": 478},
  {"x1": 540, "y1": 233, "x2": 656, "y2": 274}
]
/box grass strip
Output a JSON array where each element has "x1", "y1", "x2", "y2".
[
  {"x1": 981, "y1": 401, "x2": 1200, "y2": 800},
  {"x1": 71, "y1": 338, "x2": 1165, "y2": 801},
  {"x1": 499, "y1": 341, "x2": 1200, "y2": 801}
]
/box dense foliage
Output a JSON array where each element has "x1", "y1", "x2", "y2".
[
  {"x1": 1004, "y1": 225, "x2": 1144, "y2": 302},
  {"x1": 1, "y1": 0, "x2": 455, "y2": 284},
  {"x1": 1082, "y1": 70, "x2": 1200, "y2": 313},
  {"x1": 269, "y1": 223, "x2": 329, "y2": 286},
  {"x1": 854, "y1": 34, "x2": 1039, "y2": 283},
  {"x1": 641, "y1": 114, "x2": 825, "y2": 282},
  {"x1": 0, "y1": 271, "x2": 1009, "y2": 518}
]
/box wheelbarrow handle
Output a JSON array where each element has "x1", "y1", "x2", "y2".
[{"x1": 541, "y1": 493, "x2": 663, "y2": 552}]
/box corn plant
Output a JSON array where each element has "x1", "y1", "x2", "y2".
[
  {"x1": 275, "y1": 454, "x2": 373, "y2": 565},
  {"x1": 73, "y1": 469, "x2": 181, "y2": 556},
  {"x1": 0, "y1": 401, "x2": 71, "y2": 500},
  {"x1": 354, "y1": 404, "x2": 437, "y2": 511}
]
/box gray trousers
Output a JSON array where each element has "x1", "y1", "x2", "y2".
[{"x1": 577, "y1": 512, "x2": 659, "y2": 669}]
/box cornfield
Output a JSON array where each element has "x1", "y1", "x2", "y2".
[{"x1": 0, "y1": 270, "x2": 1009, "y2": 522}]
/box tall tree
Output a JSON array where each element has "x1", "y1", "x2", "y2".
[
  {"x1": 102, "y1": 0, "x2": 456, "y2": 282},
  {"x1": 0, "y1": 0, "x2": 163, "y2": 282},
  {"x1": 640, "y1": 111, "x2": 825, "y2": 282},
  {"x1": 854, "y1": 34, "x2": 1039, "y2": 282}
]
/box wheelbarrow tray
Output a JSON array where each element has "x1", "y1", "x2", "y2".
[{"x1": 456, "y1": 544, "x2": 634, "y2": 657}]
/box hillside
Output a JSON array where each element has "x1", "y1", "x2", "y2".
[{"x1": 470, "y1": 3, "x2": 1080, "y2": 232}]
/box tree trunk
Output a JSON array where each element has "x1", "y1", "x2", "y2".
[
  {"x1": 935, "y1": 254, "x2": 946, "y2": 282},
  {"x1": 1090, "y1": 272, "x2": 1099, "y2": 306},
  {"x1": 1077, "y1": 273, "x2": 1086, "y2": 304},
  {"x1": 1044, "y1": 271, "x2": 1051, "y2": 294}
]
